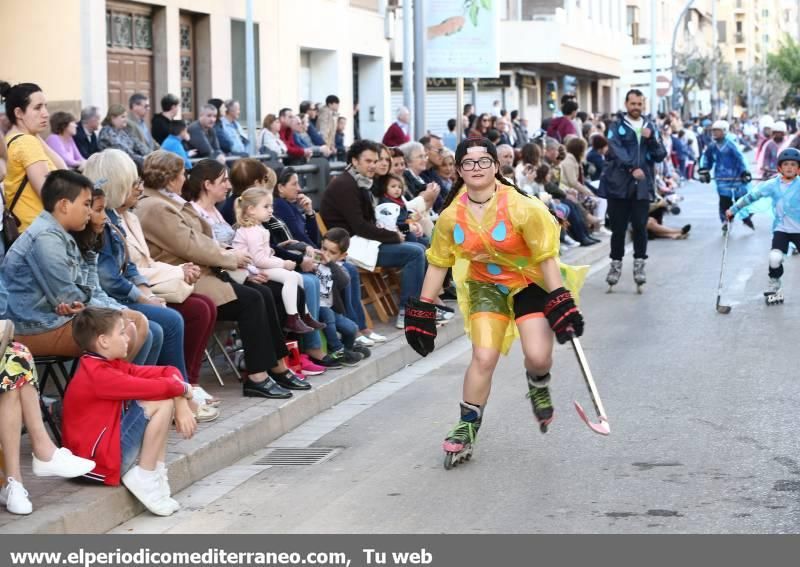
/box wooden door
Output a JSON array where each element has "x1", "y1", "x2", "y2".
[{"x1": 106, "y1": 2, "x2": 153, "y2": 111}]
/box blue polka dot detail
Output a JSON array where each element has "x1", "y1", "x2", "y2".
[
  {"x1": 496, "y1": 284, "x2": 509, "y2": 294},
  {"x1": 490, "y1": 221, "x2": 507, "y2": 242},
  {"x1": 487, "y1": 263, "x2": 502, "y2": 275},
  {"x1": 453, "y1": 223, "x2": 465, "y2": 244}
]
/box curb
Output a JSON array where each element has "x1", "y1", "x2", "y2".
[
  {"x1": 8, "y1": 240, "x2": 610, "y2": 534},
  {"x1": 7, "y1": 319, "x2": 467, "y2": 534}
]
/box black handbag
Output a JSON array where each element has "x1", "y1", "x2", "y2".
[{"x1": 2, "y1": 135, "x2": 30, "y2": 248}]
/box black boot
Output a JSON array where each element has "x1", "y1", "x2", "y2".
[
  {"x1": 243, "y1": 376, "x2": 292, "y2": 399},
  {"x1": 270, "y1": 369, "x2": 311, "y2": 390}
]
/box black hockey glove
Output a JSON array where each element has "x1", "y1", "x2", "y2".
[
  {"x1": 543, "y1": 287, "x2": 584, "y2": 344},
  {"x1": 698, "y1": 169, "x2": 711, "y2": 184},
  {"x1": 404, "y1": 298, "x2": 437, "y2": 357},
  {"x1": 741, "y1": 171, "x2": 752, "y2": 183}
]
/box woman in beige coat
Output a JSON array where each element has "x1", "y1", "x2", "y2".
[{"x1": 135, "y1": 151, "x2": 307, "y2": 398}]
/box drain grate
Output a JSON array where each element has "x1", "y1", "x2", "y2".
[{"x1": 253, "y1": 447, "x2": 341, "y2": 466}]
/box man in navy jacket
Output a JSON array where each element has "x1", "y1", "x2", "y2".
[{"x1": 598, "y1": 89, "x2": 667, "y2": 290}]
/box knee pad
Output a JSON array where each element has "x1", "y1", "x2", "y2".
[{"x1": 769, "y1": 249, "x2": 784, "y2": 269}]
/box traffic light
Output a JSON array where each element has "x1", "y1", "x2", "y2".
[{"x1": 545, "y1": 80, "x2": 558, "y2": 112}]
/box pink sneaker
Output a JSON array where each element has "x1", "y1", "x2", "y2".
[{"x1": 299, "y1": 354, "x2": 326, "y2": 376}]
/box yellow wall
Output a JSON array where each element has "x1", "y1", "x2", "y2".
[{"x1": 2, "y1": 0, "x2": 83, "y2": 106}]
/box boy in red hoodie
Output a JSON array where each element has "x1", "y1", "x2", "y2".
[{"x1": 62, "y1": 307, "x2": 197, "y2": 516}]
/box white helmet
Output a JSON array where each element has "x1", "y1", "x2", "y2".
[
  {"x1": 711, "y1": 120, "x2": 729, "y2": 132},
  {"x1": 773, "y1": 121, "x2": 788, "y2": 133}
]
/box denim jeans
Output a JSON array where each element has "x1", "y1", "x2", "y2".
[
  {"x1": 318, "y1": 306, "x2": 357, "y2": 352},
  {"x1": 376, "y1": 241, "x2": 426, "y2": 309},
  {"x1": 341, "y1": 261, "x2": 367, "y2": 330},
  {"x1": 120, "y1": 401, "x2": 148, "y2": 474},
  {"x1": 129, "y1": 303, "x2": 187, "y2": 380},
  {"x1": 301, "y1": 273, "x2": 322, "y2": 350},
  {"x1": 132, "y1": 324, "x2": 162, "y2": 366}
]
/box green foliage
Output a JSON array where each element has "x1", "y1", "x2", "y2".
[
  {"x1": 767, "y1": 34, "x2": 800, "y2": 99},
  {"x1": 464, "y1": 0, "x2": 491, "y2": 26}
]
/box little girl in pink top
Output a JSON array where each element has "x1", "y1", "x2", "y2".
[{"x1": 233, "y1": 187, "x2": 325, "y2": 334}]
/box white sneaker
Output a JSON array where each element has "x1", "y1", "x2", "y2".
[
  {"x1": 122, "y1": 466, "x2": 177, "y2": 516},
  {"x1": 192, "y1": 386, "x2": 221, "y2": 407},
  {"x1": 354, "y1": 335, "x2": 375, "y2": 347},
  {"x1": 194, "y1": 403, "x2": 220, "y2": 423},
  {"x1": 0, "y1": 478, "x2": 32, "y2": 515},
  {"x1": 596, "y1": 226, "x2": 613, "y2": 237},
  {"x1": 395, "y1": 313, "x2": 405, "y2": 330},
  {"x1": 32, "y1": 447, "x2": 95, "y2": 478},
  {"x1": 365, "y1": 332, "x2": 387, "y2": 343},
  {"x1": 156, "y1": 462, "x2": 180, "y2": 514}
]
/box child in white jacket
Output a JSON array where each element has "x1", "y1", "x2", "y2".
[{"x1": 233, "y1": 187, "x2": 325, "y2": 334}]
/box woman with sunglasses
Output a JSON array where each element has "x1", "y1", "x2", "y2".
[{"x1": 403, "y1": 137, "x2": 587, "y2": 469}]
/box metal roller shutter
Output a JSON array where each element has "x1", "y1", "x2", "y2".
[{"x1": 390, "y1": 88, "x2": 502, "y2": 138}]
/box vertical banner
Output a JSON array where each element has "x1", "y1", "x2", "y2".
[{"x1": 424, "y1": 0, "x2": 499, "y2": 79}]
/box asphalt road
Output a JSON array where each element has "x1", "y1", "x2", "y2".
[{"x1": 114, "y1": 180, "x2": 800, "y2": 534}]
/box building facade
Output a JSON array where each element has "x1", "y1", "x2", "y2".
[
  {"x1": 2, "y1": 0, "x2": 392, "y2": 142},
  {"x1": 390, "y1": 0, "x2": 629, "y2": 137}
]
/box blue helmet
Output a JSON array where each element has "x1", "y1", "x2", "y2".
[{"x1": 777, "y1": 147, "x2": 800, "y2": 167}]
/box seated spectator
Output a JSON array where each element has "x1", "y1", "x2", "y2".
[
  {"x1": 335, "y1": 116, "x2": 347, "y2": 160},
  {"x1": 560, "y1": 136, "x2": 608, "y2": 234},
  {"x1": 293, "y1": 115, "x2": 331, "y2": 158},
  {"x1": 257, "y1": 113, "x2": 287, "y2": 158},
  {"x1": 134, "y1": 152, "x2": 304, "y2": 395},
  {"x1": 2, "y1": 82, "x2": 66, "y2": 232},
  {"x1": 1, "y1": 170, "x2": 150, "y2": 360},
  {"x1": 126, "y1": 93, "x2": 157, "y2": 153},
  {"x1": 70, "y1": 184, "x2": 162, "y2": 367},
  {"x1": 0, "y1": 285, "x2": 95, "y2": 515},
  {"x1": 220, "y1": 158, "x2": 276, "y2": 225},
  {"x1": 99, "y1": 151, "x2": 218, "y2": 392},
  {"x1": 419, "y1": 134, "x2": 449, "y2": 200},
  {"x1": 74, "y1": 106, "x2": 101, "y2": 159},
  {"x1": 97, "y1": 104, "x2": 149, "y2": 170},
  {"x1": 187, "y1": 104, "x2": 225, "y2": 164},
  {"x1": 647, "y1": 197, "x2": 691, "y2": 240},
  {"x1": 515, "y1": 142, "x2": 541, "y2": 188},
  {"x1": 232, "y1": 187, "x2": 325, "y2": 334},
  {"x1": 62, "y1": 307, "x2": 196, "y2": 516},
  {"x1": 496, "y1": 144, "x2": 515, "y2": 169},
  {"x1": 585, "y1": 134, "x2": 608, "y2": 181},
  {"x1": 151, "y1": 93, "x2": 180, "y2": 146},
  {"x1": 160, "y1": 119, "x2": 194, "y2": 170},
  {"x1": 373, "y1": 173, "x2": 426, "y2": 245},
  {"x1": 315, "y1": 228, "x2": 365, "y2": 366},
  {"x1": 220, "y1": 99, "x2": 249, "y2": 157},
  {"x1": 45, "y1": 111, "x2": 86, "y2": 171},
  {"x1": 374, "y1": 144, "x2": 392, "y2": 182},
  {"x1": 316, "y1": 95, "x2": 340, "y2": 148},
  {"x1": 279, "y1": 108, "x2": 311, "y2": 165},
  {"x1": 382, "y1": 106, "x2": 411, "y2": 147},
  {"x1": 298, "y1": 101, "x2": 326, "y2": 146},
  {"x1": 468, "y1": 113, "x2": 491, "y2": 138},
  {"x1": 435, "y1": 148, "x2": 457, "y2": 193},
  {"x1": 399, "y1": 141, "x2": 442, "y2": 211},
  {"x1": 84, "y1": 151, "x2": 218, "y2": 417},
  {"x1": 320, "y1": 140, "x2": 429, "y2": 329}
]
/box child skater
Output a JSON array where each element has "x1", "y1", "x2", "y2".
[
  {"x1": 233, "y1": 187, "x2": 325, "y2": 334},
  {"x1": 403, "y1": 137, "x2": 587, "y2": 470},
  {"x1": 727, "y1": 147, "x2": 800, "y2": 305}
]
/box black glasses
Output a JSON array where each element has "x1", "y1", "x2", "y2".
[{"x1": 460, "y1": 157, "x2": 494, "y2": 171}]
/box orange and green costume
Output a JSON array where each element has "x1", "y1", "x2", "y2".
[{"x1": 426, "y1": 184, "x2": 588, "y2": 354}]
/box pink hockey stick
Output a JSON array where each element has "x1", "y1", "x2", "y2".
[{"x1": 569, "y1": 334, "x2": 610, "y2": 436}]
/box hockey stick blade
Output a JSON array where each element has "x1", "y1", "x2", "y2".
[
  {"x1": 716, "y1": 301, "x2": 732, "y2": 314},
  {"x1": 568, "y1": 334, "x2": 610, "y2": 436}
]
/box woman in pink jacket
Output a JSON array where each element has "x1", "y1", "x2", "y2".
[{"x1": 233, "y1": 186, "x2": 325, "y2": 335}]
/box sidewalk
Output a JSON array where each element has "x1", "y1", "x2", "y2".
[{"x1": 0, "y1": 241, "x2": 610, "y2": 534}]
